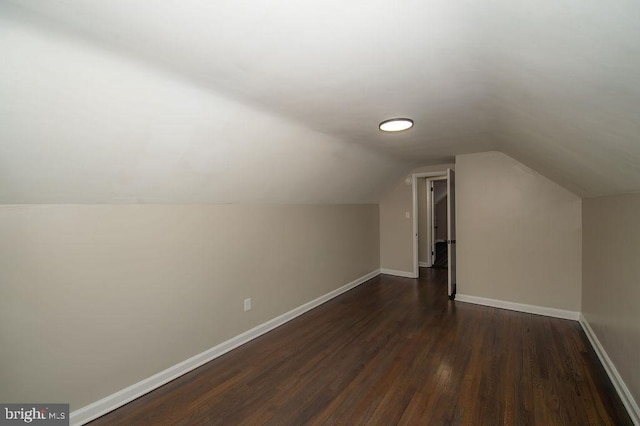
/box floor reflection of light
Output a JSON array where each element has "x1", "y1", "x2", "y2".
[{"x1": 436, "y1": 360, "x2": 452, "y2": 386}]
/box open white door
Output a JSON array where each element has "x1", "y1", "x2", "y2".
[
  {"x1": 429, "y1": 180, "x2": 436, "y2": 266},
  {"x1": 447, "y1": 168, "x2": 456, "y2": 299}
]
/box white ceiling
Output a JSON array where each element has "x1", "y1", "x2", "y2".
[{"x1": 1, "y1": 0, "x2": 639, "y2": 203}]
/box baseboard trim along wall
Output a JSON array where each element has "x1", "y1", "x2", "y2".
[
  {"x1": 70, "y1": 269, "x2": 381, "y2": 426},
  {"x1": 579, "y1": 314, "x2": 640, "y2": 425},
  {"x1": 380, "y1": 268, "x2": 417, "y2": 279},
  {"x1": 418, "y1": 261, "x2": 430, "y2": 268},
  {"x1": 455, "y1": 294, "x2": 580, "y2": 321}
]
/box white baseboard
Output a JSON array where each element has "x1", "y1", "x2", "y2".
[
  {"x1": 455, "y1": 294, "x2": 580, "y2": 320},
  {"x1": 418, "y1": 261, "x2": 430, "y2": 268},
  {"x1": 70, "y1": 269, "x2": 381, "y2": 426},
  {"x1": 380, "y1": 268, "x2": 417, "y2": 279},
  {"x1": 579, "y1": 314, "x2": 640, "y2": 425}
]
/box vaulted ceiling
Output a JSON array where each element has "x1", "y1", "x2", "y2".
[{"x1": 1, "y1": 0, "x2": 639, "y2": 203}]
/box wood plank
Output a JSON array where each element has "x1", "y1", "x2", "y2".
[{"x1": 90, "y1": 268, "x2": 633, "y2": 425}]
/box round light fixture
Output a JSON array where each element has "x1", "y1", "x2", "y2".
[{"x1": 379, "y1": 118, "x2": 414, "y2": 132}]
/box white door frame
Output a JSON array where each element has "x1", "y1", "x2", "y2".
[{"x1": 412, "y1": 171, "x2": 448, "y2": 278}]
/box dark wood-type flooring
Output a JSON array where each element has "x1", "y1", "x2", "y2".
[
  {"x1": 91, "y1": 268, "x2": 632, "y2": 425},
  {"x1": 434, "y1": 241, "x2": 448, "y2": 269}
]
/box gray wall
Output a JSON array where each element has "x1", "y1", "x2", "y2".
[
  {"x1": 0, "y1": 204, "x2": 380, "y2": 410},
  {"x1": 456, "y1": 151, "x2": 582, "y2": 311},
  {"x1": 583, "y1": 194, "x2": 640, "y2": 406}
]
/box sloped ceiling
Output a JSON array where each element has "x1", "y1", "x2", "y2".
[{"x1": 1, "y1": 0, "x2": 639, "y2": 203}]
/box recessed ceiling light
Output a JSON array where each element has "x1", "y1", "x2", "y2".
[{"x1": 379, "y1": 118, "x2": 414, "y2": 132}]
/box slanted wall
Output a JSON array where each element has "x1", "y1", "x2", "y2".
[{"x1": 456, "y1": 151, "x2": 582, "y2": 311}]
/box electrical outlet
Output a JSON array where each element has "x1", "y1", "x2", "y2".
[
  {"x1": 244, "y1": 298, "x2": 251, "y2": 312},
  {"x1": 405, "y1": 211, "x2": 410, "y2": 219}
]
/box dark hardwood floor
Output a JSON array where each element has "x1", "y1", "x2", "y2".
[{"x1": 90, "y1": 268, "x2": 632, "y2": 425}]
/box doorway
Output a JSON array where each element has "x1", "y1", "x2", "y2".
[
  {"x1": 412, "y1": 169, "x2": 456, "y2": 299},
  {"x1": 429, "y1": 177, "x2": 448, "y2": 269}
]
